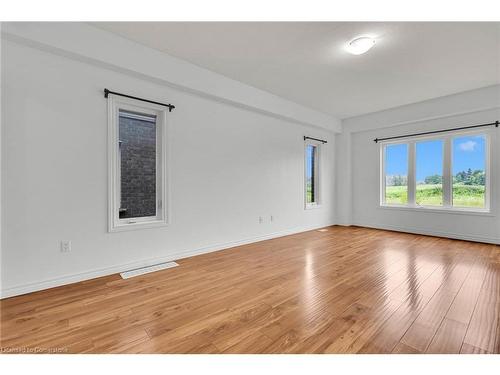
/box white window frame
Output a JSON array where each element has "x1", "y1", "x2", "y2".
[
  {"x1": 304, "y1": 139, "x2": 322, "y2": 209},
  {"x1": 107, "y1": 94, "x2": 169, "y2": 232},
  {"x1": 380, "y1": 129, "x2": 492, "y2": 214}
]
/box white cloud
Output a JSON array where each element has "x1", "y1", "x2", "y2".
[{"x1": 458, "y1": 140, "x2": 477, "y2": 152}]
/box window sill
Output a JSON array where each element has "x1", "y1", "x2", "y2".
[
  {"x1": 305, "y1": 203, "x2": 322, "y2": 210},
  {"x1": 109, "y1": 219, "x2": 169, "y2": 233},
  {"x1": 379, "y1": 204, "x2": 494, "y2": 217}
]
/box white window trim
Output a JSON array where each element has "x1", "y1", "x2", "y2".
[
  {"x1": 107, "y1": 94, "x2": 170, "y2": 232},
  {"x1": 304, "y1": 139, "x2": 322, "y2": 210},
  {"x1": 379, "y1": 128, "x2": 492, "y2": 214}
]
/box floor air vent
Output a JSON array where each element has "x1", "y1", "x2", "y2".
[{"x1": 120, "y1": 261, "x2": 179, "y2": 279}]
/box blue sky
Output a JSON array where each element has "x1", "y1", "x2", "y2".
[
  {"x1": 385, "y1": 144, "x2": 408, "y2": 176},
  {"x1": 306, "y1": 145, "x2": 314, "y2": 179},
  {"x1": 452, "y1": 135, "x2": 485, "y2": 175},
  {"x1": 385, "y1": 135, "x2": 485, "y2": 180},
  {"x1": 416, "y1": 140, "x2": 443, "y2": 181}
]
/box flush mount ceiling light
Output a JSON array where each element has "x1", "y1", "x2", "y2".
[{"x1": 346, "y1": 36, "x2": 376, "y2": 55}]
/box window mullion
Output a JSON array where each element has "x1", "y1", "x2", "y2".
[
  {"x1": 443, "y1": 137, "x2": 452, "y2": 207},
  {"x1": 407, "y1": 142, "x2": 416, "y2": 206}
]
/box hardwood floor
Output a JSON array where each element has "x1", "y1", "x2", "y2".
[{"x1": 1, "y1": 226, "x2": 499, "y2": 354}]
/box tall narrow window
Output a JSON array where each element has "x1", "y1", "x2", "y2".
[
  {"x1": 416, "y1": 139, "x2": 443, "y2": 206},
  {"x1": 108, "y1": 95, "x2": 168, "y2": 231},
  {"x1": 305, "y1": 141, "x2": 320, "y2": 208},
  {"x1": 119, "y1": 110, "x2": 157, "y2": 219},
  {"x1": 384, "y1": 143, "x2": 408, "y2": 205},
  {"x1": 452, "y1": 135, "x2": 487, "y2": 208}
]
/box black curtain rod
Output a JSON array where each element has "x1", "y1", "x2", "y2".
[
  {"x1": 104, "y1": 88, "x2": 175, "y2": 112},
  {"x1": 304, "y1": 136, "x2": 328, "y2": 144},
  {"x1": 374, "y1": 121, "x2": 498, "y2": 143}
]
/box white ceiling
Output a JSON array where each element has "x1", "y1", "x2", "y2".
[{"x1": 92, "y1": 22, "x2": 500, "y2": 119}]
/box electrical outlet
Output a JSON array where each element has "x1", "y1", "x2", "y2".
[
  {"x1": 259, "y1": 216, "x2": 264, "y2": 224},
  {"x1": 60, "y1": 240, "x2": 71, "y2": 253}
]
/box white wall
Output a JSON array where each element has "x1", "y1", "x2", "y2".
[
  {"x1": 335, "y1": 131, "x2": 352, "y2": 225},
  {"x1": 339, "y1": 85, "x2": 500, "y2": 244},
  {"x1": 1, "y1": 38, "x2": 337, "y2": 298},
  {"x1": 0, "y1": 23, "x2": 3, "y2": 294},
  {"x1": 2, "y1": 22, "x2": 341, "y2": 133}
]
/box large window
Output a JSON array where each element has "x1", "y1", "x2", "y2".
[
  {"x1": 305, "y1": 140, "x2": 321, "y2": 208},
  {"x1": 108, "y1": 94, "x2": 169, "y2": 231},
  {"x1": 381, "y1": 131, "x2": 490, "y2": 212}
]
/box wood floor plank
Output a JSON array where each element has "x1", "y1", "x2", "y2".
[
  {"x1": 357, "y1": 260, "x2": 457, "y2": 353},
  {"x1": 221, "y1": 331, "x2": 274, "y2": 353},
  {"x1": 322, "y1": 299, "x2": 402, "y2": 353},
  {"x1": 426, "y1": 318, "x2": 468, "y2": 354},
  {"x1": 392, "y1": 342, "x2": 421, "y2": 354},
  {"x1": 445, "y1": 258, "x2": 488, "y2": 324},
  {"x1": 1, "y1": 226, "x2": 498, "y2": 354},
  {"x1": 400, "y1": 256, "x2": 474, "y2": 352},
  {"x1": 460, "y1": 343, "x2": 492, "y2": 354},
  {"x1": 462, "y1": 263, "x2": 499, "y2": 353}
]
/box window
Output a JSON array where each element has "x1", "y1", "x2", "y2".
[
  {"x1": 108, "y1": 94, "x2": 169, "y2": 231},
  {"x1": 384, "y1": 144, "x2": 408, "y2": 205},
  {"x1": 380, "y1": 131, "x2": 490, "y2": 212},
  {"x1": 305, "y1": 140, "x2": 321, "y2": 208},
  {"x1": 452, "y1": 135, "x2": 487, "y2": 208},
  {"x1": 416, "y1": 139, "x2": 443, "y2": 206}
]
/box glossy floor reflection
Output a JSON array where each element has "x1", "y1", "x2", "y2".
[{"x1": 1, "y1": 226, "x2": 499, "y2": 353}]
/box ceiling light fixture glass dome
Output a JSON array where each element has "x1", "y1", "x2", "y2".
[{"x1": 346, "y1": 36, "x2": 376, "y2": 55}]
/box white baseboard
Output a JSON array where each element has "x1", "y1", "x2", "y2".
[
  {"x1": 351, "y1": 221, "x2": 500, "y2": 245},
  {"x1": 0, "y1": 222, "x2": 335, "y2": 299},
  {"x1": 335, "y1": 222, "x2": 352, "y2": 227}
]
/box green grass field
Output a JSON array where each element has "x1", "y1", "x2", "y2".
[
  {"x1": 306, "y1": 183, "x2": 313, "y2": 203},
  {"x1": 385, "y1": 184, "x2": 485, "y2": 207}
]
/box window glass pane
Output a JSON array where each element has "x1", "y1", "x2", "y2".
[
  {"x1": 452, "y1": 135, "x2": 486, "y2": 208},
  {"x1": 306, "y1": 145, "x2": 317, "y2": 204},
  {"x1": 119, "y1": 110, "x2": 157, "y2": 219},
  {"x1": 416, "y1": 139, "x2": 443, "y2": 206},
  {"x1": 384, "y1": 143, "x2": 408, "y2": 205}
]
